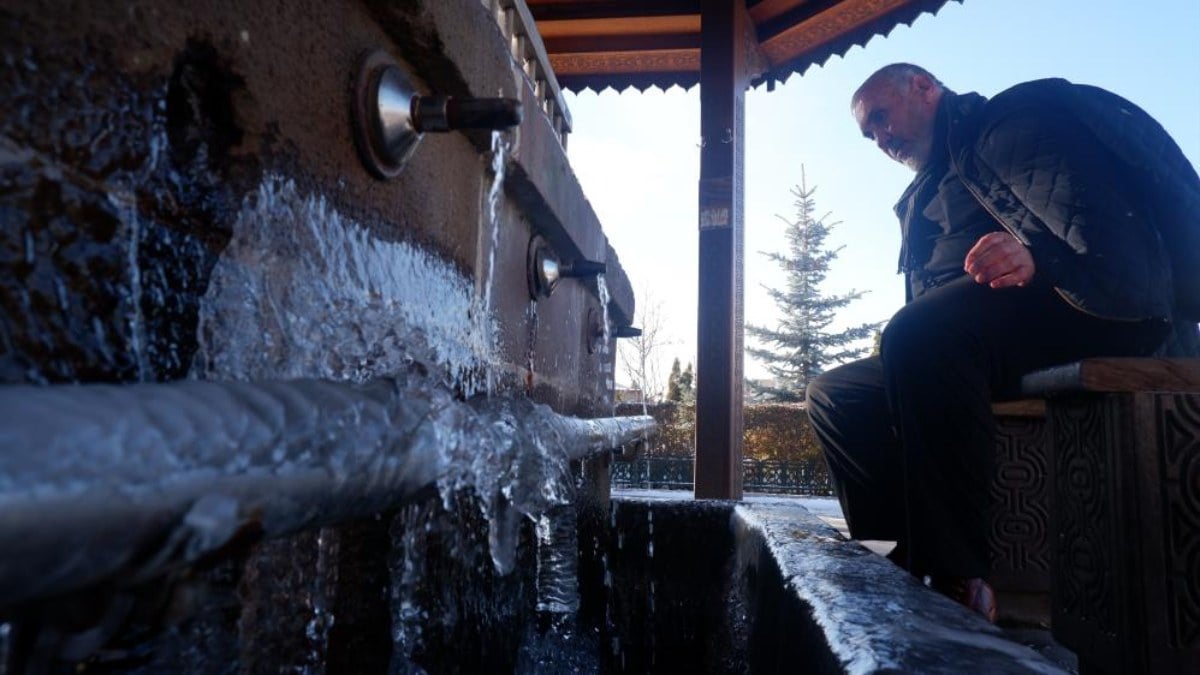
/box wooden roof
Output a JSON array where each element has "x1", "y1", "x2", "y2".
[{"x1": 528, "y1": 0, "x2": 961, "y2": 92}]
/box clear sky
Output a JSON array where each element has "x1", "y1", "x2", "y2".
[{"x1": 563, "y1": 0, "x2": 1200, "y2": 386}]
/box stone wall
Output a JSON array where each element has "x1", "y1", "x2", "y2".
[{"x1": 0, "y1": 1, "x2": 636, "y2": 670}]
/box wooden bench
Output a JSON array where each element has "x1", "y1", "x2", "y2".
[{"x1": 1013, "y1": 358, "x2": 1200, "y2": 675}]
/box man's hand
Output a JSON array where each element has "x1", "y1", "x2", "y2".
[{"x1": 964, "y1": 232, "x2": 1036, "y2": 288}]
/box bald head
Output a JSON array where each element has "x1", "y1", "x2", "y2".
[
  {"x1": 851, "y1": 64, "x2": 946, "y2": 171},
  {"x1": 852, "y1": 64, "x2": 944, "y2": 108}
]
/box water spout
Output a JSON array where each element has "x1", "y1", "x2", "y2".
[
  {"x1": 526, "y1": 235, "x2": 606, "y2": 300},
  {"x1": 352, "y1": 51, "x2": 522, "y2": 179}
]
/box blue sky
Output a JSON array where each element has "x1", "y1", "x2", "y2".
[{"x1": 563, "y1": 0, "x2": 1200, "y2": 384}]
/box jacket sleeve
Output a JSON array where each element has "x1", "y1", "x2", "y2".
[{"x1": 966, "y1": 102, "x2": 1172, "y2": 320}]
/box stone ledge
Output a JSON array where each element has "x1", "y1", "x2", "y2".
[
  {"x1": 609, "y1": 491, "x2": 1070, "y2": 674},
  {"x1": 734, "y1": 497, "x2": 1069, "y2": 674}
]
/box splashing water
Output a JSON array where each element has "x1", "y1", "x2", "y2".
[
  {"x1": 435, "y1": 397, "x2": 578, "y2": 575},
  {"x1": 525, "y1": 300, "x2": 539, "y2": 390},
  {"x1": 535, "y1": 504, "x2": 580, "y2": 614},
  {"x1": 303, "y1": 528, "x2": 339, "y2": 669},
  {"x1": 181, "y1": 171, "x2": 628, "y2": 666},
  {"x1": 390, "y1": 504, "x2": 433, "y2": 667}
]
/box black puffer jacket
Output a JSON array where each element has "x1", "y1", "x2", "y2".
[{"x1": 944, "y1": 79, "x2": 1200, "y2": 325}]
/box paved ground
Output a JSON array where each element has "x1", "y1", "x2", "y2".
[{"x1": 789, "y1": 496, "x2": 896, "y2": 557}]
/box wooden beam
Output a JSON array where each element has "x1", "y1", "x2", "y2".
[
  {"x1": 747, "y1": 0, "x2": 815, "y2": 24},
  {"x1": 759, "y1": 0, "x2": 910, "y2": 64},
  {"x1": 548, "y1": 49, "x2": 699, "y2": 76},
  {"x1": 539, "y1": 15, "x2": 701, "y2": 54},
  {"x1": 536, "y1": 15, "x2": 700, "y2": 38},
  {"x1": 694, "y1": 0, "x2": 752, "y2": 500},
  {"x1": 527, "y1": 0, "x2": 702, "y2": 21},
  {"x1": 543, "y1": 33, "x2": 700, "y2": 53}
]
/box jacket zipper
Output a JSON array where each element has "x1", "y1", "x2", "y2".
[{"x1": 947, "y1": 140, "x2": 1150, "y2": 323}]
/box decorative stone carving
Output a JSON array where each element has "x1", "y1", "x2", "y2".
[
  {"x1": 989, "y1": 415, "x2": 1051, "y2": 591},
  {"x1": 1048, "y1": 391, "x2": 1200, "y2": 675}
]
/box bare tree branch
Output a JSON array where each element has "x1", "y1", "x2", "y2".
[{"x1": 616, "y1": 290, "x2": 674, "y2": 402}]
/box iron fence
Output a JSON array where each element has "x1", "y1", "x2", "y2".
[{"x1": 611, "y1": 457, "x2": 834, "y2": 496}]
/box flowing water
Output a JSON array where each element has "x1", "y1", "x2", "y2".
[
  {"x1": 304, "y1": 528, "x2": 340, "y2": 670},
  {"x1": 481, "y1": 130, "x2": 510, "y2": 396},
  {"x1": 535, "y1": 504, "x2": 580, "y2": 615},
  {"x1": 0, "y1": 29, "x2": 646, "y2": 675},
  {"x1": 596, "y1": 274, "x2": 618, "y2": 415},
  {"x1": 185, "y1": 173, "x2": 599, "y2": 669},
  {"x1": 482, "y1": 130, "x2": 508, "y2": 320},
  {"x1": 595, "y1": 274, "x2": 611, "y2": 356},
  {"x1": 0, "y1": 622, "x2": 10, "y2": 675},
  {"x1": 112, "y1": 186, "x2": 150, "y2": 382}
]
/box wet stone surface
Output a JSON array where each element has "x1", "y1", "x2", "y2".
[
  {"x1": 604, "y1": 491, "x2": 1074, "y2": 674},
  {"x1": 0, "y1": 33, "x2": 250, "y2": 385}
]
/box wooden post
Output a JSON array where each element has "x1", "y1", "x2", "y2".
[{"x1": 694, "y1": 0, "x2": 750, "y2": 500}]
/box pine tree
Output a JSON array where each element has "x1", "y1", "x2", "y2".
[
  {"x1": 747, "y1": 168, "x2": 882, "y2": 401},
  {"x1": 678, "y1": 363, "x2": 694, "y2": 403},
  {"x1": 666, "y1": 358, "x2": 683, "y2": 402}
]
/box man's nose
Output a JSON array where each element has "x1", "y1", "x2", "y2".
[{"x1": 875, "y1": 131, "x2": 891, "y2": 152}]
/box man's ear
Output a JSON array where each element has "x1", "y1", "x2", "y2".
[{"x1": 910, "y1": 73, "x2": 935, "y2": 102}]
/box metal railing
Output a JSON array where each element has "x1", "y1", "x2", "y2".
[{"x1": 612, "y1": 457, "x2": 834, "y2": 496}]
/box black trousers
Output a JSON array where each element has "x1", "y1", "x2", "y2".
[{"x1": 806, "y1": 276, "x2": 1168, "y2": 578}]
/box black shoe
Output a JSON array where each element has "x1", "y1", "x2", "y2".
[
  {"x1": 932, "y1": 576, "x2": 998, "y2": 623},
  {"x1": 885, "y1": 541, "x2": 911, "y2": 570}
]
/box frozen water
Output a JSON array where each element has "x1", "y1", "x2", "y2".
[{"x1": 191, "y1": 176, "x2": 499, "y2": 394}]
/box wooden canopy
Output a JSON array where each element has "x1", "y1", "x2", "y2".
[{"x1": 528, "y1": 0, "x2": 960, "y2": 93}]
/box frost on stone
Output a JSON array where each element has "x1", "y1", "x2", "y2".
[{"x1": 191, "y1": 176, "x2": 499, "y2": 393}]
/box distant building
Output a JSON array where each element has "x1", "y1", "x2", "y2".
[{"x1": 614, "y1": 387, "x2": 644, "y2": 404}]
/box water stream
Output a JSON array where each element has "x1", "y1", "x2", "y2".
[
  {"x1": 0, "y1": 622, "x2": 10, "y2": 675},
  {"x1": 482, "y1": 130, "x2": 508, "y2": 319},
  {"x1": 481, "y1": 130, "x2": 510, "y2": 396},
  {"x1": 182, "y1": 171, "x2": 632, "y2": 669},
  {"x1": 184, "y1": 174, "x2": 583, "y2": 666},
  {"x1": 595, "y1": 274, "x2": 611, "y2": 356},
  {"x1": 304, "y1": 528, "x2": 339, "y2": 670},
  {"x1": 113, "y1": 187, "x2": 149, "y2": 382}
]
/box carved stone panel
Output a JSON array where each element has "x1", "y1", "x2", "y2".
[
  {"x1": 1049, "y1": 394, "x2": 1125, "y2": 665},
  {"x1": 989, "y1": 415, "x2": 1051, "y2": 591},
  {"x1": 1150, "y1": 393, "x2": 1200, "y2": 670},
  {"x1": 1049, "y1": 391, "x2": 1200, "y2": 675}
]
